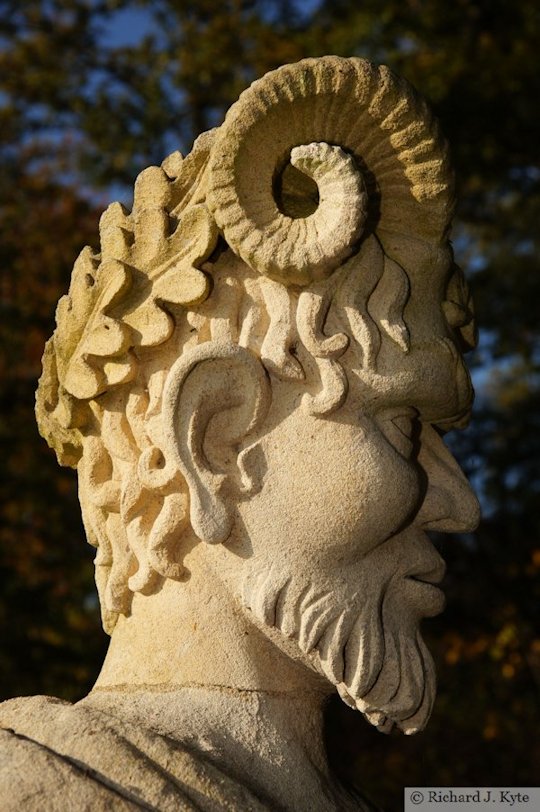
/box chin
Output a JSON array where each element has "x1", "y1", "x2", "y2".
[{"x1": 242, "y1": 559, "x2": 438, "y2": 735}]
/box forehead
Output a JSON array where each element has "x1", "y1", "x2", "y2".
[
  {"x1": 335, "y1": 240, "x2": 474, "y2": 429},
  {"x1": 193, "y1": 238, "x2": 472, "y2": 429},
  {"x1": 346, "y1": 336, "x2": 473, "y2": 429}
]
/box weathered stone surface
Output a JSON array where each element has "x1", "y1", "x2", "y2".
[{"x1": 2, "y1": 56, "x2": 479, "y2": 810}]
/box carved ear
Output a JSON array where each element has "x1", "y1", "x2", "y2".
[{"x1": 162, "y1": 342, "x2": 271, "y2": 544}]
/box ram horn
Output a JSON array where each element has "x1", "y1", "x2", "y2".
[{"x1": 207, "y1": 56, "x2": 453, "y2": 287}]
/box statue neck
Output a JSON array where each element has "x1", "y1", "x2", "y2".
[
  {"x1": 93, "y1": 542, "x2": 328, "y2": 694},
  {"x1": 88, "y1": 551, "x2": 362, "y2": 810},
  {"x1": 83, "y1": 685, "x2": 342, "y2": 810}
]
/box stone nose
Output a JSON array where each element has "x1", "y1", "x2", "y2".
[{"x1": 415, "y1": 423, "x2": 481, "y2": 533}]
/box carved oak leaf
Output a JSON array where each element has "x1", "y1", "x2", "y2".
[
  {"x1": 120, "y1": 204, "x2": 217, "y2": 348},
  {"x1": 57, "y1": 251, "x2": 136, "y2": 400},
  {"x1": 35, "y1": 338, "x2": 87, "y2": 467}
]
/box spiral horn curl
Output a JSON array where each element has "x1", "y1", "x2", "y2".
[{"x1": 207, "y1": 56, "x2": 454, "y2": 287}]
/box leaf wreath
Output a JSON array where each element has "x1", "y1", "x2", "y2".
[{"x1": 36, "y1": 141, "x2": 219, "y2": 467}]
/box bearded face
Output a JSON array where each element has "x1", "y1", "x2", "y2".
[
  {"x1": 226, "y1": 353, "x2": 479, "y2": 735},
  {"x1": 241, "y1": 526, "x2": 441, "y2": 735}
]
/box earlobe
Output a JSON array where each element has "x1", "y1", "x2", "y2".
[
  {"x1": 161, "y1": 341, "x2": 271, "y2": 544},
  {"x1": 187, "y1": 474, "x2": 233, "y2": 545}
]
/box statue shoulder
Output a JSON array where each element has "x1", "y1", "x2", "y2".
[
  {"x1": 0, "y1": 694, "x2": 271, "y2": 811},
  {"x1": 0, "y1": 695, "x2": 146, "y2": 810}
]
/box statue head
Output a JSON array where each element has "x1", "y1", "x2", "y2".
[{"x1": 36, "y1": 57, "x2": 479, "y2": 736}]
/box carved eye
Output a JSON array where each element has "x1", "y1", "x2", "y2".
[{"x1": 376, "y1": 409, "x2": 418, "y2": 459}]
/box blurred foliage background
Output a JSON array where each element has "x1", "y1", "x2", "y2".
[{"x1": 0, "y1": 1, "x2": 538, "y2": 809}]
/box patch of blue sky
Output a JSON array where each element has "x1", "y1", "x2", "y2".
[
  {"x1": 508, "y1": 165, "x2": 540, "y2": 185},
  {"x1": 105, "y1": 180, "x2": 134, "y2": 209},
  {"x1": 451, "y1": 224, "x2": 488, "y2": 275},
  {"x1": 96, "y1": 5, "x2": 161, "y2": 49},
  {"x1": 468, "y1": 328, "x2": 522, "y2": 403},
  {"x1": 395, "y1": 36, "x2": 418, "y2": 54},
  {"x1": 96, "y1": 0, "x2": 325, "y2": 48},
  {"x1": 514, "y1": 238, "x2": 535, "y2": 256},
  {"x1": 262, "y1": 0, "x2": 323, "y2": 24}
]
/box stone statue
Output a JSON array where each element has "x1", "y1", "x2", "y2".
[{"x1": 0, "y1": 56, "x2": 479, "y2": 810}]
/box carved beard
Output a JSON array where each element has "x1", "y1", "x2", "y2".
[{"x1": 241, "y1": 564, "x2": 436, "y2": 735}]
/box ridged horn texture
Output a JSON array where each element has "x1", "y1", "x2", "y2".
[{"x1": 207, "y1": 56, "x2": 454, "y2": 287}]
